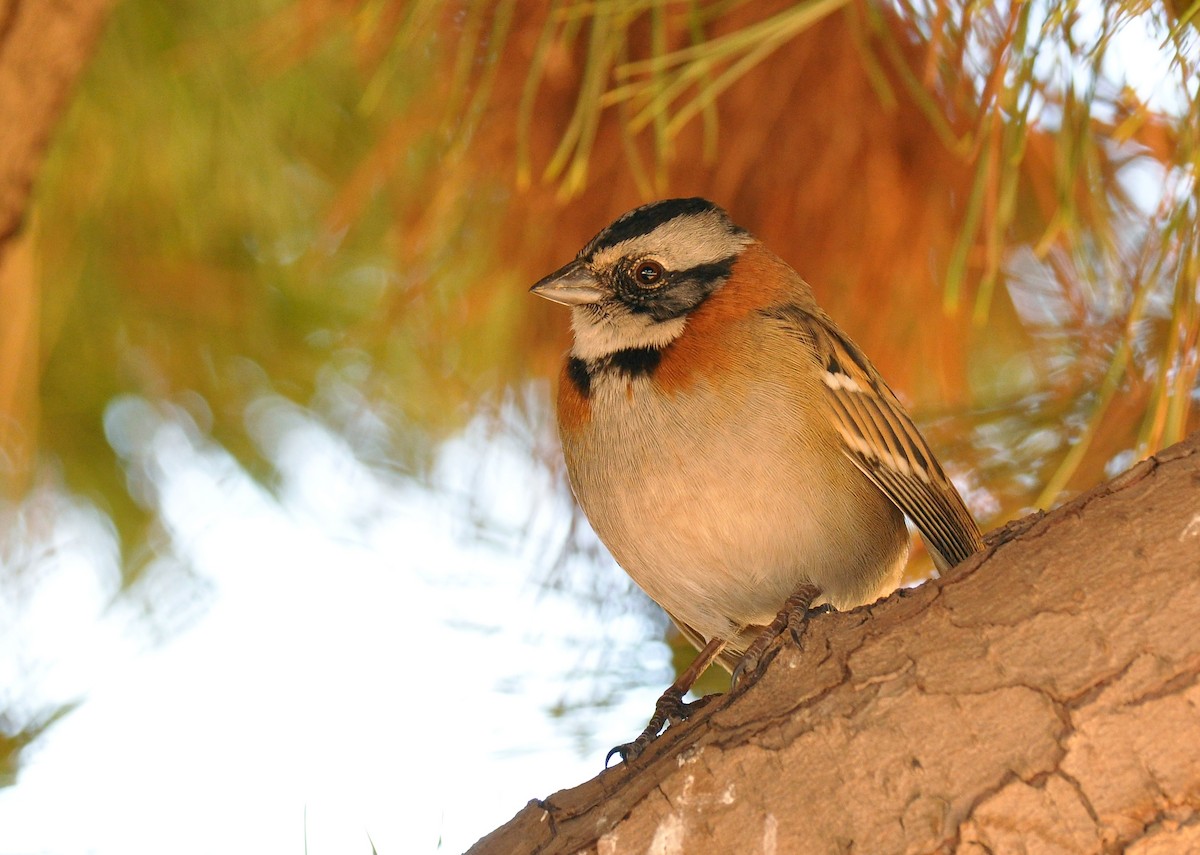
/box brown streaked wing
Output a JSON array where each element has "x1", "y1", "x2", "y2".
[{"x1": 764, "y1": 305, "x2": 983, "y2": 571}]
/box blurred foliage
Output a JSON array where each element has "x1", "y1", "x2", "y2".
[
  {"x1": 16, "y1": 0, "x2": 532, "y2": 584},
  {"x1": 11, "y1": 0, "x2": 1198, "y2": 579},
  {"x1": 421, "y1": 0, "x2": 1200, "y2": 510},
  {"x1": 1, "y1": 0, "x2": 1199, "y2": 776},
  {"x1": 0, "y1": 703, "x2": 80, "y2": 790}
]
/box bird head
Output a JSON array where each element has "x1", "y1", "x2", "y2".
[{"x1": 531, "y1": 198, "x2": 754, "y2": 361}]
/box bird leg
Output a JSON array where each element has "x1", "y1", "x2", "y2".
[
  {"x1": 731, "y1": 583, "x2": 822, "y2": 689},
  {"x1": 606, "y1": 635, "x2": 727, "y2": 767}
]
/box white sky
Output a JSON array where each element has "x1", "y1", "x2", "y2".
[{"x1": 0, "y1": 404, "x2": 668, "y2": 854}]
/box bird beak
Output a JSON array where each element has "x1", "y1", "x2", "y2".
[{"x1": 530, "y1": 260, "x2": 607, "y2": 306}]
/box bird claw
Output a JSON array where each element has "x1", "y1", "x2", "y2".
[
  {"x1": 792, "y1": 603, "x2": 832, "y2": 642},
  {"x1": 604, "y1": 690, "x2": 716, "y2": 767},
  {"x1": 731, "y1": 584, "x2": 823, "y2": 691},
  {"x1": 606, "y1": 741, "x2": 641, "y2": 767},
  {"x1": 787, "y1": 603, "x2": 827, "y2": 644},
  {"x1": 730, "y1": 653, "x2": 761, "y2": 690}
]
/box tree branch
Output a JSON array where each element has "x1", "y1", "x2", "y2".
[{"x1": 471, "y1": 430, "x2": 1200, "y2": 854}]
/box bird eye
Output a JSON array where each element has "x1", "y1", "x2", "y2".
[{"x1": 634, "y1": 260, "x2": 664, "y2": 287}]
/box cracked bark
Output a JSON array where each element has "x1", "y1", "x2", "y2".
[{"x1": 470, "y1": 431, "x2": 1200, "y2": 855}]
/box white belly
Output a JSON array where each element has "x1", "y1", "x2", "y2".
[{"x1": 561, "y1": 371, "x2": 908, "y2": 649}]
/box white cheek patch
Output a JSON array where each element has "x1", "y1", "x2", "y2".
[{"x1": 569, "y1": 307, "x2": 686, "y2": 361}]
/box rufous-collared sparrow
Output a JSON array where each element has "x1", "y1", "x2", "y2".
[{"x1": 532, "y1": 197, "x2": 982, "y2": 763}]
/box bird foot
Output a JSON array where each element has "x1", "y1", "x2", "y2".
[
  {"x1": 605, "y1": 688, "x2": 717, "y2": 766},
  {"x1": 731, "y1": 584, "x2": 824, "y2": 691}
]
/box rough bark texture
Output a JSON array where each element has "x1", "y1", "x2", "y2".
[{"x1": 471, "y1": 431, "x2": 1200, "y2": 854}]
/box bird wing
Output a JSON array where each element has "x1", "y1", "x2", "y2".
[{"x1": 766, "y1": 305, "x2": 983, "y2": 571}]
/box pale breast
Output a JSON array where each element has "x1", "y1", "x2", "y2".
[{"x1": 559, "y1": 350, "x2": 909, "y2": 648}]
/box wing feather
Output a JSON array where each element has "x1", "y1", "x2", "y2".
[{"x1": 765, "y1": 305, "x2": 983, "y2": 571}]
